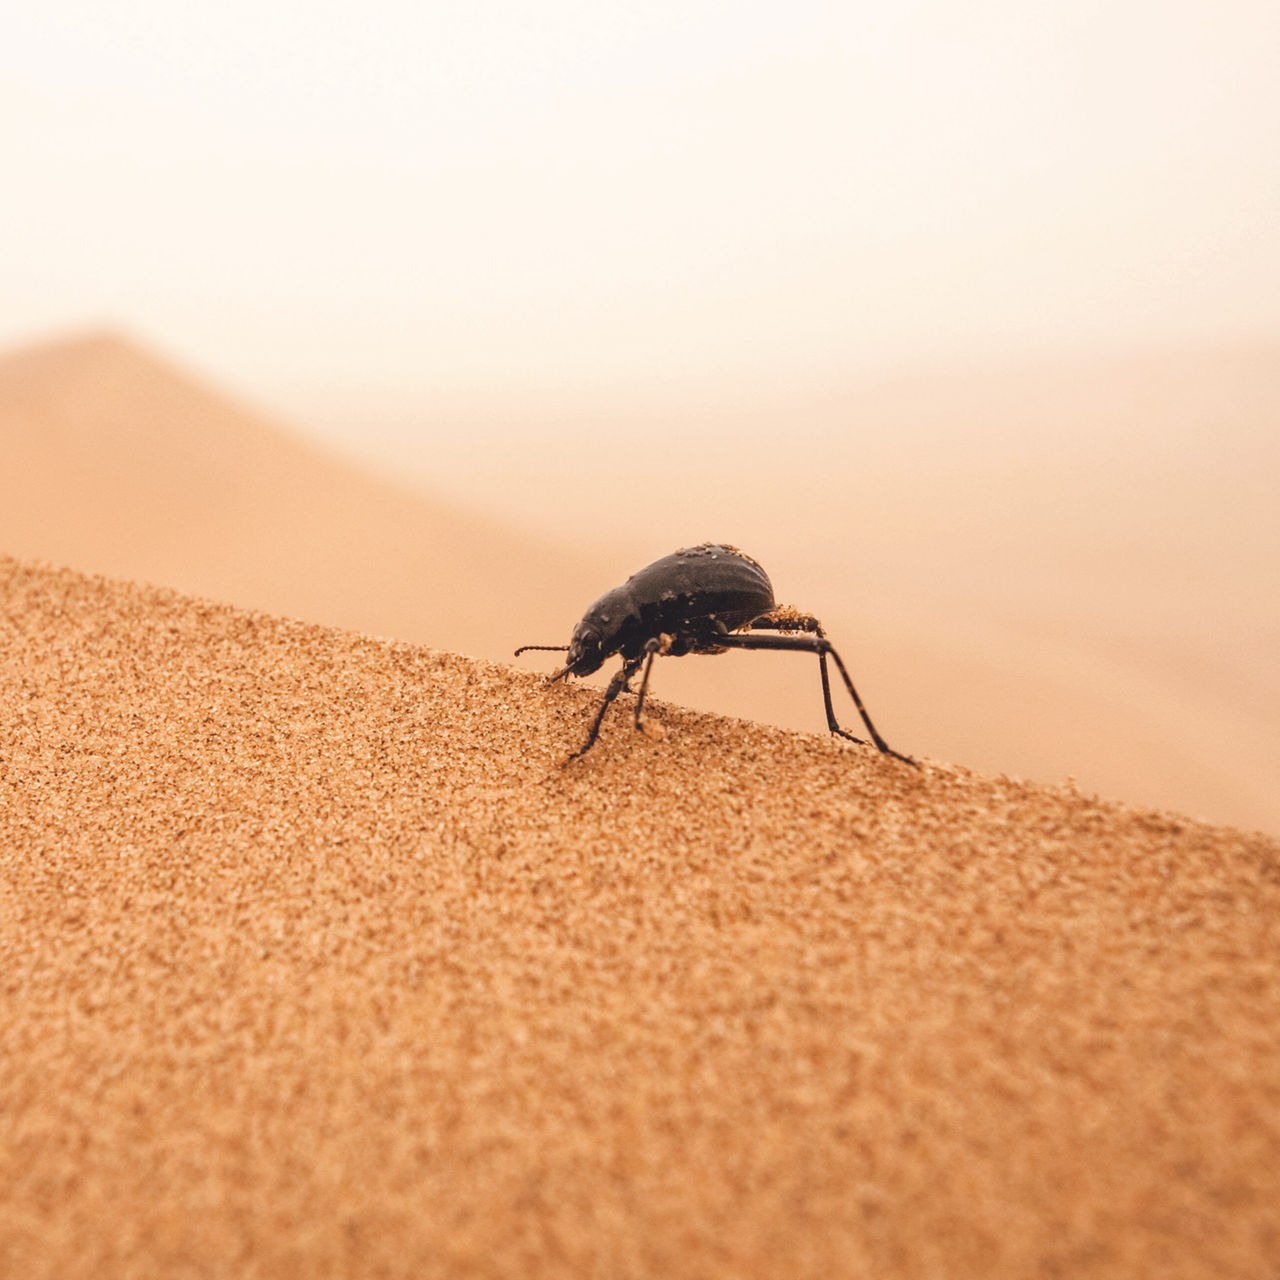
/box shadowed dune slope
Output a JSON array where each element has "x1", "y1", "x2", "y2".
[{"x1": 3, "y1": 557, "x2": 1278, "y2": 1279}]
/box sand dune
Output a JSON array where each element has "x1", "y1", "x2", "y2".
[
  {"x1": 1, "y1": 329, "x2": 1275, "y2": 836},
  {"x1": 2, "y1": 557, "x2": 1277, "y2": 1277},
  {"x1": 0, "y1": 330, "x2": 606, "y2": 655}
]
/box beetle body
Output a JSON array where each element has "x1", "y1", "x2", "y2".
[
  {"x1": 563, "y1": 543, "x2": 774, "y2": 676},
  {"x1": 516, "y1": 542, "x2": 916, "y2": 766}
]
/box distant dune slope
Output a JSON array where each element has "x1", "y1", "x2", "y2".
[
  {"x1": 2, "y1": 557, "x2": 1278, "y2": 1278},
  {"x1": 0, "y1": 330, "x2": 605, "y2": 655}
]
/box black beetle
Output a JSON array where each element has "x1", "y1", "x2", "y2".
[{"x1": 516, "y1": 543, "x2": 917, "y2": 765}]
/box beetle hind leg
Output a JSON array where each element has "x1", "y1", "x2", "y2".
[
  {"x1": 749, "y1": 606, "x2": 827, "y2": 638},
  {"x1": 745, "y1": 611, "x2": 854, "y2": 741},
  {"x1": 718, "y1": 618, "x2": 917, "y2": 767}
]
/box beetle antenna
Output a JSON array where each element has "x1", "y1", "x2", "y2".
[{"x1": 514, "y1": 644, "x2": 569, "y2": 656}]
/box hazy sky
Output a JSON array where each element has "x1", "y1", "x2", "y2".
[{"x1": 4, "y1": 1, "x2": 1279, "y2": 422}]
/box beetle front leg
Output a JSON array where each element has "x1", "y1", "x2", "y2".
[
  {"x1": 632, "y1": 637, "x2": 668, "y2": 739},
  {"x1": 566, "y1": 657, "x2": 642, "y2": 761}
]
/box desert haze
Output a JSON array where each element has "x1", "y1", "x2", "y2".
[{"x1": 0, "y1": 329, "x2": 1275, "y2": 835}]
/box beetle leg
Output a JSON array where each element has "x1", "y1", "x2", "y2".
[
  {"x1": 632, "y1": 637, "x2": 666, "y2": 733},
  {"x1": 715, "y1": 625, "x2": 918, "y2": 767},
  {"x1": 743, "y1": 611, "x2": 849, "y2": 738},
  {"x1": 748, "y1": 607, "x2": 827, "y2": 638},
  {"x1": 567, "y1": 657, "x2": 642, "y2": 761}
]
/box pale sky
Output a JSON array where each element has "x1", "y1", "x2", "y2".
[{"x1": 3, "y1": 1, "x2": 1279, "y2": 425}]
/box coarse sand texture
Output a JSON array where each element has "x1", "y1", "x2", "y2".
[{"x1": 2, "y1": 556, "x2": 1278, "y2": 1278}]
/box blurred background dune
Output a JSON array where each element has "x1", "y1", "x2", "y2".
[
  {"x1": 0, "y1": 330, "x2": 605, "y2": 653},
  {"x1": 2, "y1": 3, "x2": 1277, "y2": 832}
]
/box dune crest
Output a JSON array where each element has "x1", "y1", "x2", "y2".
[{"x1": 3, "y1": 557, "x2": 1277, "y2": 1278}]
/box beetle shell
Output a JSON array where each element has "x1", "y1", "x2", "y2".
[{"x1": 567, "y1": 544, "x2": 776, "y2": 674}]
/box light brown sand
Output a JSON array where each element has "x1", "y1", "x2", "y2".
[{"x1": 3, "y1": 556, "x2": 1277, "y2": 1278}]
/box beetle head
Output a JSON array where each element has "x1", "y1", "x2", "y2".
[{"x1": 553, "y1": 620, "x2": 606, "y2": 679}]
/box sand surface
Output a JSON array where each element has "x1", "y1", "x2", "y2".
[{"x1": 3, "y1": 556, "x2": 1277, "y2": 1278}]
